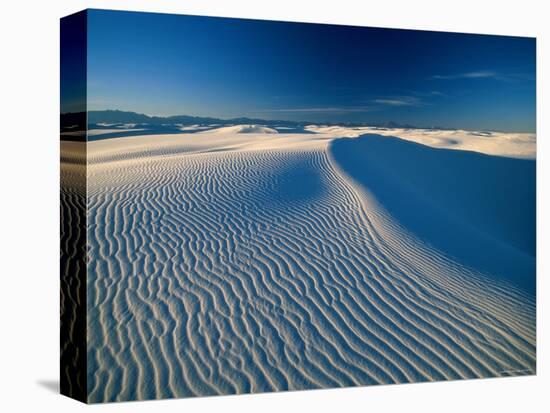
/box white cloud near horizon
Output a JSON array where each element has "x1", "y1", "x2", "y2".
[
  {"x1": 257, "y1": 106, "x2": 376, "y2": 113},
  {"x1": 372, "y1": 96, "x2": 422, "y2": 106},
  {"x1": 431, "y1": 71, "x2": 534, "y2": 82},
  {"x1": 259, "y1": 95, "x2": 427, "y2": 114},
  {"x1": 432, "y1": 71, "x2": 497, "y2": 80}
]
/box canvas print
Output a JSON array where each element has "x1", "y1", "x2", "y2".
[{"x1": 60, "y1": 9, "x2": 536, "y2": 404}]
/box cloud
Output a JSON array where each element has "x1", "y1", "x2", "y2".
[
  {"x1": 432, "y1": 71, "x2": 498, "y2": 80},
  {"x1": 258, "y1": 106, "x2": 375, "y2": 113},
  {"x1": 373, "y1": 96, "x2": 422, "y2": 106},
  {"x1": 427, "y1": 90, "x2": 445, "y2": 96},
  {"x1": 432, "y1": 71, "x2": 535, "y2": 83},
  {"x1": 432, "y1": 71, "x2": 497, "y2": 80}
]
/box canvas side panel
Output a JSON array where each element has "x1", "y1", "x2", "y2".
[{"x1": 60, "y1": 9, "x2": 87, "y2": 403}]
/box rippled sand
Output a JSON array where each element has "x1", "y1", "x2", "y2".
[{"x1": 61, "y1": 127, "x2": 535, "y2": 403}]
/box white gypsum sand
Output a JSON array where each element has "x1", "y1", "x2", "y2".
[
  {"x1": 305, "y1": 125, "x2": 536, "y2": 159},
  {"x1": 63, "y1": 126, "x2": 535, "y2": 402}
]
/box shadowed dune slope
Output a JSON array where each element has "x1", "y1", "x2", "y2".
[
  {"x1": 330, "y1": 135, "x2": 536, "y2": 294},
  {"x1": 60, "y1": 141, "x2": 88, "y2": 401}
]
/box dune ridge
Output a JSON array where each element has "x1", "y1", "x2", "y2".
[{"x1": 74, "y1": 129, "x2": 536, "y2": 402}]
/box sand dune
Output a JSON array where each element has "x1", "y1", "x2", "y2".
[
  {"x1": 178, "y1": 124, "x2": 212, "y2": 132},
  {"x1": 68, "y1": 128, "x2": 536, "y2": 402},
  {"x1": 61, "y1": 128, "x2": 147, "y2": 138},
  {"x1": 203, "y1": 124, "x2": 279, "y2": 134},
  {"x1": 330, "y1": 135, "x2": 536, "y2": 292}
]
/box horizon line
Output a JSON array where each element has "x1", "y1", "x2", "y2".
[{"x1": 60, "y1": 108, "x2": 536, "y2": 134}]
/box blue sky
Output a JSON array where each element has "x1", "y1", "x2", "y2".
[{"x1": 83, "y1": 9, "x2": 536, "y2": 132}]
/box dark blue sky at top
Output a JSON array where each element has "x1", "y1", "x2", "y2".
[{"x1": 83, "y1": 9, "x2": 536, "y2": 132}]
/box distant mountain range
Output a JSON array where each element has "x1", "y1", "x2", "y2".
[{"x1": 61, "y1": 109, "x2": 427, "y2": 131}]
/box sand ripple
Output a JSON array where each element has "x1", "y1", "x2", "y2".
[{"x1": 80, "y1": 133, "x2": 535, "y2": 402}]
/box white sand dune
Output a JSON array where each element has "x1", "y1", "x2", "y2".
[
  {"x1": 63, "y1": 127, "x2": 535, "y2": 402},
  {"x1": 61, "y1": 128, "x2": 147, "y2": 138},
  {"x1": 177, "y1": 124, "x2": 212, "y2": 132},
  {"x1": 89, "y1": 128, "x2": 147, "y2": 135},
  {"x1": 330, "y1": 135, "x2": 536, "y2": 291},
  {"x1": 203, "y1": 124, "x2": 279, "y2": 134}
]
